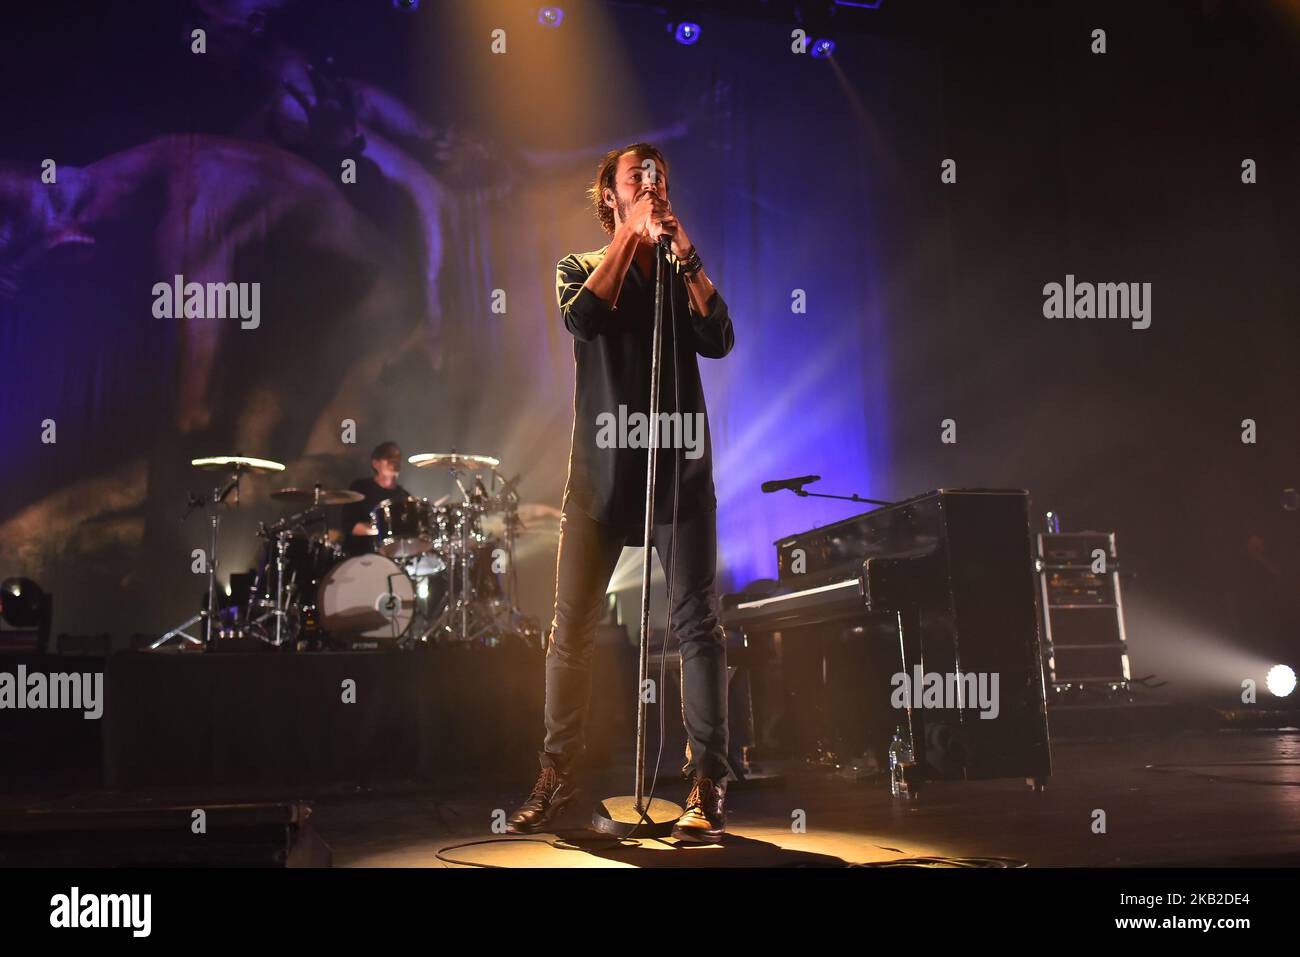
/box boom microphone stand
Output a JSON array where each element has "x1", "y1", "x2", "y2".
[
  {"x1": 761, "y1": 474, "x2": 893, "y2": 507},
  {"x1": 593, "y1": 235, "x2": 684, "y2": 837}
]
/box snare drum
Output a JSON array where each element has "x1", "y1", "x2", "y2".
[{"x1": 371, "y1": 496, "x2": 434, "y2": 558}]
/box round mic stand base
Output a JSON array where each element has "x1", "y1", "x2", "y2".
[{"x1": 591, "y1": 796, "x2": 684, "y2": 839}]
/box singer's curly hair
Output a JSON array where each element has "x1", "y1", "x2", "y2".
[{"x1": 588, "y1": 143, "x2": 669, "y2": 236}]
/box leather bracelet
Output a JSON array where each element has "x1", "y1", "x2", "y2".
[{"x1": 678, "y1": 246, "x2": 703, "y2": 275}]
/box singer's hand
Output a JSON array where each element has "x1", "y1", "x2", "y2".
[
  {"x1": 647, "y1": 197, "x2": 692, "y2": 258},
  {"x1": 618, "y1": 190, "x2": 659, "y2": 242}
]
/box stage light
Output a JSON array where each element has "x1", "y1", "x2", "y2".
[
  {"x1": 538, "y1": 6, "x2": 564, "y2": 28},
  {"x1": 1266, "y1": 664, "x2": 1296, "y2": 698},
  {"x1": 672, "y1": 21, "x2": 701, "y2": 45},
  {"x1": 392, "y1": 0, "x2": 419, "y2": 11},
  {"x1": 1, "y1": 577, "x2": 46, "y2": 629},
  {"x1": 811, "y1": 38, "x2": 836, "y2": 58}
]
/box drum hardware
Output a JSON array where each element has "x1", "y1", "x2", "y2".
[
  {"x1": 402, "y1": 453, "x2": 529, "y2": 644},
  {"x1": 263, "y1": 505, "x2": 327, "y2": 538},
  {"x1": 268, "y1": 529, "x2": 297, "y2": 647},
  {"x1": 403, "y1": 552, "x2": 447, "y2": 578},
  {"x1": 494, "y1": 472, "x2": 525, "y2": 614},
  {"x1": 153, "y1": 456, "x2": 286, "y2": 650},
  {"x1": 439, "y1": 455, "x2": 488, "y2": 642},
  {"x1": 271, "y1": 485, "x2": 365, "y2": 507},
  {"x1": 244, "y1": 522, "x2": 341, "y2": 648}
]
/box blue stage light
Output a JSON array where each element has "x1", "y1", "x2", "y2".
[
  {"x1": 539, "y1": 6, "x2": 565, "y2": 28},
  {"x1": 811, "y1": 38, "x2": 836, "y2": 58},
  {"x1": 392, "y1": 0, "x2": 419, "y2": 11},
  {"x1": 673, "y1": 22, "x2": 701, "y2": 45}
]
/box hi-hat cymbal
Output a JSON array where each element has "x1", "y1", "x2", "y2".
[
  {"x1": 271, "y1": 487, "x2": 364, "y2": 505},
  {"x1": 409, "y1": 452, "x2": 500, "y2": 471},
  {"x1": 191, "y1": 455, "x2": 286, "y2": 474}
]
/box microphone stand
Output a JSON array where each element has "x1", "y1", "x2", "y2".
[
  {"x1": 786, "y1": 487, "x2": 893, "y2": 507},
  {"x1": 593, "y1": 235, "x2": 684, "y2": 838}
]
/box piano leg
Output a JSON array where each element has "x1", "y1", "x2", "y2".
[{"x1": 896, "y1": 606, "x2": 926, "y2": 794}]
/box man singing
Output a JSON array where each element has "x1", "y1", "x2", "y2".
[{"x1": 506, "y1": 143, "x2": 735, "y2": 842}]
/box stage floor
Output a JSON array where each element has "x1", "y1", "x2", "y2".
[{"x1": 306, "y1": 728, "x2": 1300, "y2": 868}]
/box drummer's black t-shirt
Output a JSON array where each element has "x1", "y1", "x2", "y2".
[{"x1": 342, "y1": 477, "x2": 410, "y2": 556}]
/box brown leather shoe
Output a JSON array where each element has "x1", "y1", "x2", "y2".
[
  {"x1": 505, "y1": 765, "x2": 579, "y2": 834},
  {"x1": 671, "y1": 776, "x2": 726, "y2": 843}
]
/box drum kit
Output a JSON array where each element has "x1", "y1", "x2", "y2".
[{"x1": 154, "y1": 453, "x2": 538, "y2": 652}]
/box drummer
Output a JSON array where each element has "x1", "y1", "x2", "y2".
[{"x1": 340, "y1": 441, "x2": 412, "y2": 556}]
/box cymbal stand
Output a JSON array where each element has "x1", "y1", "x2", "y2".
[
  {"x1": 494, "y1": 468, "x2": 523, "y2": 612},
  {"x1": 153, "y1": 465, "x2": 244, "y2": 650},
  {"x1": 272, "y1": 531, "x2": 291, "y2": 646},
  {"x1": 243, "y1": 525, "x2": 296, "y2": 646},
  {"x1": 446, "y1": 466, "x2": 476, "y2": 642}
]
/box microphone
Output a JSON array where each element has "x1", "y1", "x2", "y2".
[
  {"x1": 761, "y1": 474, "x2": 821, "y2": 494},
  {"x1": 638, "y1": 184, "x2": 673, "y2": 252}
]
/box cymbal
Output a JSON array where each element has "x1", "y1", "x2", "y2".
[
  {"x1": 409, "y1": 452, "x2": 500, "y2": 471},
  {"x1": 271, "y1": 487, "x2": 364, "y2": 505},
  {"x1": 191, "y1": 455, "x2": 286, "y2": 474}
]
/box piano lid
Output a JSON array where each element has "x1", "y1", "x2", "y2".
[
  {"x1": 772, "y1": 488, "x2": 1028, "y2": 548},
  {"x1": 773, "y1": 488, "x2": 1029, "y2": 584}
]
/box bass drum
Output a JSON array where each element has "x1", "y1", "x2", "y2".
[{"x1": 317, "y1": 554, "x2": 416, "y2": 642}]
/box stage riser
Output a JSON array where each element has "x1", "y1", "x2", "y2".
[
  {"x1": 0, "y1": 648, "x2": 544, "y2": 792},
  {"x1": 104, "y1": 648, "x2": 544, "y2": 789}
]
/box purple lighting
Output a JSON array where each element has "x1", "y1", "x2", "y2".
[{"x1": 673, "y1": 22, "x2": 701, "y2": 45}]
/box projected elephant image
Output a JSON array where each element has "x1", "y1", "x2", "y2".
[{"x1": 0, "y1": 0, "x2": 728, "y2": 635}]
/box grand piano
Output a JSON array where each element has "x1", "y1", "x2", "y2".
[{"x1": 721, "y1": 488, "x2": 1052, "y2": 787}]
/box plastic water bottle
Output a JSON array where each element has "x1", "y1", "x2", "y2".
[
  {"x1": 889, "y1": 725, "x2": 916, "y2": 797},
  {"x1": 888, "y1": 727, "x2": 905, "y2": 796}
]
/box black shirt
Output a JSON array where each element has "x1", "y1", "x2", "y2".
[
  {"x1": 342, "y1": 477, "x2": 411, "y2": 556},
  {"x1": 556, "y1": 245, "x2": 734, "y2": 533}
]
